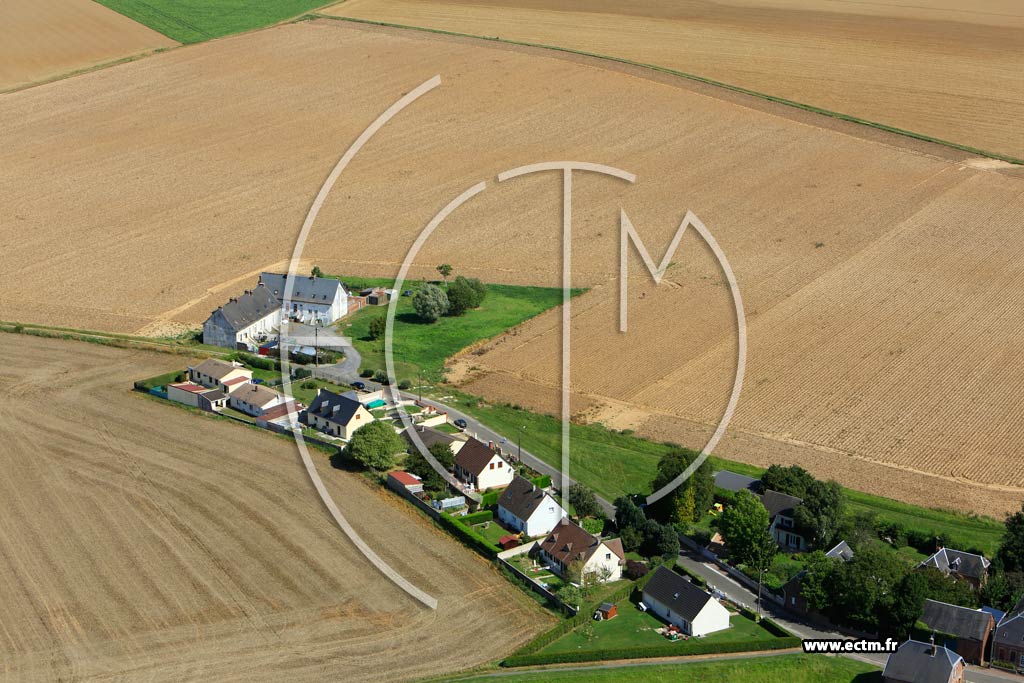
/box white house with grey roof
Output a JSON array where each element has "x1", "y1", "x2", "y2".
[
  {"x1": 203, "y1": 284, "x2": 281, "y2": 350},
  {"x1": 641, "y1": 566, "x2": 730, "y2": 637},
  {"x1": 920, "y1": 548, "x2": 991, "y2": 588},
  {"x1": 301, "y1": 388, "x2": 373, "y2": 440},
  {"x1": 259, "y1": 272, "x2": 348, "y2": 325},
  {"x1": 497, "y1": 475, "x2": 565, "y2": 537}
]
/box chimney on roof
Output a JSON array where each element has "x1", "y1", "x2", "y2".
[{"x1": 930, "y1": 634, "x2": 936, "y2": 657}]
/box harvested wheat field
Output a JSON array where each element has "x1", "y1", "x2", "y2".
[
  {"x1": 0, "y1": 0, "x2": 176, "y2": 92},
  {"x1": 0, "y1": 334, "x2": 550, "y2": 682},
  {"x1": 2, "y1": 18, "x2": 1024, "y2": 515},
  {"x1": 325, "y1": 0, "x2": 1024, "y2": 160}
]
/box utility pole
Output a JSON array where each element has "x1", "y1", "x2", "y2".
[
  {"x1": 517, "y1": 425, "x2": 525, "y2": 462},
  {"x1": 314, "y1": 325, "x2": 319, "y2": 369}
]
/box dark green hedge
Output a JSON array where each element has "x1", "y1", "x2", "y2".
[
  {"x1": 758, "y1": 616, "x2": 794, "y2": 638},
  {"x1": 502, "y1": 635, "x2": 801, "y2": 667},
  {"x1": 438, "y1": 513, "x2": 499, "y2": 556},
  {"x1": 531, "y1": 475, "x2": 552, "y2": 488},
  {"x1": 479, "y1": 491, "x2": 500, "y2": 507},
  {"x1": 462, "y1": 510, "x2": 494, "y2": 525}
]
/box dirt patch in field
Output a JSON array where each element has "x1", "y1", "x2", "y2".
[
  {"x1": 0, "y1": 334, "x2": 551, "y2": 682},
  {"x1": 325, "y1": 0, "x2": 1024, "y2": 159},
  {"x1": 0, "y1": 0, "x2": 176, "y2": 92}
]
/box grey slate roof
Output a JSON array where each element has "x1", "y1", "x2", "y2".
[
  {"x1": 259, "y1": 273, "x2": 345, "y2": 305},
  {"x1": 304, "y1": 389, "x2": 364, "y2": 426},
  {"x1": 920, "y1": 548, "x2": 991, "y2": 581},
  {"x1": 920, "y1": 599, "x2": 994, "y2": 642},
  {"x1": 214, "y1": 285, "x2": 280, "y2": 331},
  {"x1": 825, "y1": 540, "x2": 855, "y2": 562},
  {"x1": 713, "y1": 470, "x2": 760, "y2": 494},
  {"x1": 498, "y1": 475, "x2": 557, "y2": 522},
  {"x1": 759, "y1": 489, "x2": 802, "y2": 519},
  {"x1": 995, "y1": 596, "x2": 1024, "y2": 645},
  {"x1": 883, "y1": 640, "x2": 962, "y2": 683},
  {"x1": 190, "y1": 358, "x2": 246, "y2": 381},
  {"x1": 642, "y1": 566, "x2": 715, "y2": 623}
]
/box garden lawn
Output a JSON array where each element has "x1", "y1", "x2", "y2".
[
  {"x1": 94, "y1": 0, "x2": 328, "y2": 43},
  {"x1": 449, "y1": 654, "x2": 879, "y2": 682},
  {"x1": 540, "y1": 605, "x2": 775, "y2": 655},
  {"x1": 473, "y1": 521, "x2": 511, "y2": 546},
  {"x1": 339, "y1": 278, "x2": 572, "y2": 384}
]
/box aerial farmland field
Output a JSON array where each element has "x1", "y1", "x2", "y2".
[
  {"x1": 0, "y1": 0, "x2": 177, "y2": 92},
  {"x1": 0, "y1": 334, "x2": 550, "y2": 682},
  {"x1": 2, "y1": 17, "x2": 1022, "y2": 515},
  {"x1": 324, "y1": 0, "x2": 1024, "y2": 160}
]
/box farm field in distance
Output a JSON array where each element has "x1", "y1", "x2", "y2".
[
  {"x1": 0, "y1": 0, "x2": 176, "y2": 91},
  {"x1": 325, "y1": 0, "x2": 1024, "y2": 160},
  {"x1": 3, "y1": 17, "x2": 1024, "y2": 517},
  {"x1": 94, "y1": 0, "x2": 331, "y2": 44},
  {"x1": 0, "y1": 333, "x2": 551, "y2": 682}
]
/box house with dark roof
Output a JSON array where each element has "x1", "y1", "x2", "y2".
[
  {"x1": 782, "y1": 540, "x2": 854, "y2": 618},
  {"x1": 202, "y1": 284, "x2": 282, "y2": 350},
  {"x1": 497, "y1": 475, "x2": 565, "y2": 537},
  {"x1": 258, "y1": 272, "x2": 348, "y2": 325},
  {"x1": 760, "y1": 489, "x2": 806, "y2": 551},
  {"x1": 453, "y1": 438, "x2": 513, "y2": 491},
  {"x1": 537, "y1": 518, "x2": 624, "y2": 583},
  {"x1": 400, "y1": 424, "x2": 467, "y2": 456},
  {"x1": 301, "y1": 388, "x2": 373, "y2": 440},
  {"x1": 641, "y1": 566, "x2": 730, "y2": 637},
  {"x1": 920, "y1": 548, "x2": 991, "y2": 588},
  {"x1": 918, "y1": 599, "x2": 994, "y2": 665},
  {"x1": 882, "y1": 638, "x2": 964, "y2": 683},
  {"x1": 713, "y1": 470, "x2": 760, "y2": 494},
  {"x1": 993, "y1": 596, "x2": 1024, "y2": 670}
]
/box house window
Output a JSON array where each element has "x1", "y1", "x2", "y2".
[
  {"x1": 489, "y1": 463, "x2": 495, "y2": 470},
  {"x1": 605, "y1": 553, "x2": 611, "y2": 560},
  {"x1": 497, "y1": 461, "x2": 503, "y2": 468},
  {"x1": 791, "y1": 597, "x2": 796, "y2": 606}
]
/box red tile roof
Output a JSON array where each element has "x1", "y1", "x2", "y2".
[
  {"x1": 389, "y1": 471, "x2": 422, "y2": 487},
  {"x1": 259, "y1": 401, "x2": 302, "y2": 422},
  {"x1": 169, "y1": 382, "x2": 209, "y2": 394}
]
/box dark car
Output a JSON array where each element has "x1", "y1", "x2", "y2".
[
  {"x1": 351, "y1": 381, "x2": 365, "y2": 391},
  {"x1": 453, "y1": 418, "x2": 468, "y2": 429}
]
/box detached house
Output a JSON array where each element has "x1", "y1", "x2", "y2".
[
  {"x1": 188, "y1": 358, "x2": 252, "y2": 392},
  {"x1": 166, "y1": 382, "x2": 228, "y2": 412},
  {"x1": 920, "y1": 548, "x2": 990, "y2": 589},
  {"x1": 883, "y1": 638, "x2": 964, "y2": 683},
  {"x1": 761, "y1": 490, "x2": 806, "y2": 551},
  {"x1": 228, "y1": 383, "x2": 289, "y2": 417},
  {"x1": 497, "y1": 475, "x2": 566, "y2": 537},
  {"x1": 301, "y1": 389, "x2": 373, "y2": 440},
  {"x1": 993, "y1": 596, "x2": 1024, "y2": 670},
  {"x1": 453, "y1": 438, "x2": 513, "y2": 491},
  {"x1": 537, "y1": 518, "x2": 624, "y2": 583},
  {"x1": 642, "y1": 566, "x2": 731, "y2": 637},
  {"x1": 259, "y1": 272, "x2": 348, "y2": 325},
  {"x1": 918, "y1": 599, "x2": 994, "y2": 665},
  {"x1": 202, "y1": 284, "x2": 281, "y2": 350}
]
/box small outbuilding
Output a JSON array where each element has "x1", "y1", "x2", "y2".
[{"x1": 595, "y1": 603, "x2": 618, "y2": 621}]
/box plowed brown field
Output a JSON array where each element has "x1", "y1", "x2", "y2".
[
  {"x1": 2, "y1": 18, "x2": 1023, "y2": 515},
  {"x1": 0, "y1": 334, "x2": 550, "y2": 682},
  {"x1": 0, "y1": 0, "x2": 176, "y2": 92},
  {"x1": 324, "y1": 0, "x2": 1024, "y2": 159}
]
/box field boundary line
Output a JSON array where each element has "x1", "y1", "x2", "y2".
[{"x1": 310, "y1": 14, "x2": 1024, "y2": 166}]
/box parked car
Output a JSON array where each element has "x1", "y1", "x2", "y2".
[
  {"x1": 351, "y1": 381, "x2": 365, "y2": 390},
  {"x1": 453, "y1": 418, "x2": 468, "y2": 429},
  {"x1": 402, "y1": 289, "x2": 413, "y2": 297}
]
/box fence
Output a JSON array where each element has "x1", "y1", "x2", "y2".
[{"x1": 496, "y1": 541, "x2": 574, "y2": 614}]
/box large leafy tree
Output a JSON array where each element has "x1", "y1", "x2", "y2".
[
  {"x1": 718, "y1": 490, "x2": 776, "y2": 568},
  {"x1": 413, "y1": 284, "x2": 449, "y2": 323},
  {"x1": 445, "y1": 275, "x2": 487, "y2": 316},
  {"x1": 650, "y1": 449, "x2": 714, "y2": 525},
  {"x1": 436, "y1": 264, "x2": 453, "y2": 282},
  {"x1": 405, "y1": 441, "x2": 455, "y2": 495},
  {"x1": 570, "y1": 483, "x2": 604, "y2": 520},
  {"x1": 760, "y1": 464, "x2": 815, "y2": 498},
  {"x1": 829, "y1": 542, "x2": 907, "y2": 631},
  {"x1": 881, "y1": 571, "x2": 929, "y2": 639},
  {"x1": 794, "y1": 480, "x2": 845, "y2": 550},
  {"x1": 796, "y1": 551, "x2": 840, "y2": 613},
  {"x1": 345, "y1": 421, "x2": 405, "y2": 471},
  {"x1": 998, "y1": 503, "x2": 1024, "y2": 573}
]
